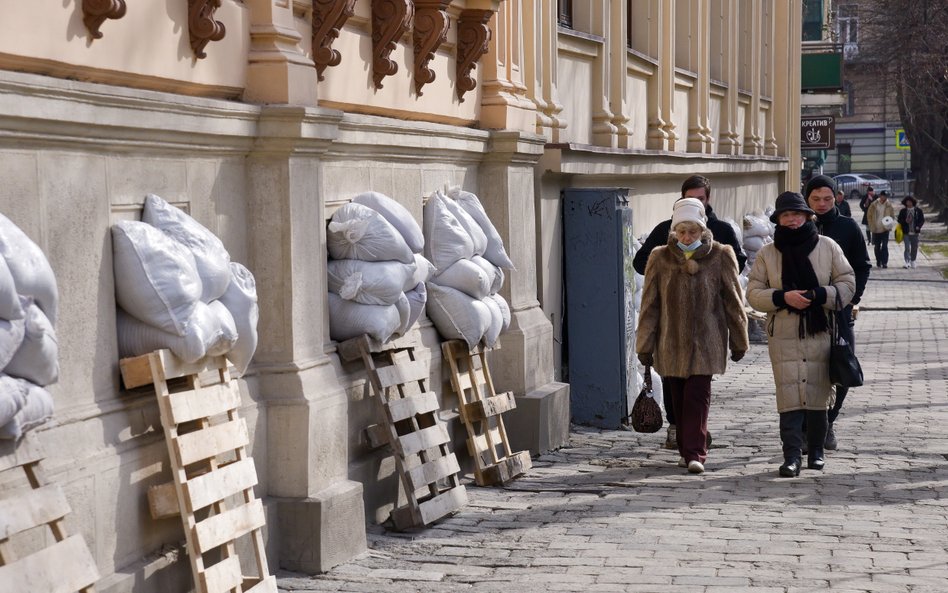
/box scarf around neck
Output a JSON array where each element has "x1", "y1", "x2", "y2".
[{"x1": 773, "y1": 220, "x2": 828, "y2": 337}]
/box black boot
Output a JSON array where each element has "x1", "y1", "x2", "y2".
[
  {"x1": 779, "y1": 411, "x2": 805, "y2": 477},
  {"x1": 779, "y1": 458, "x2": 801, "y2": 477},
  {"x1": 806, "y1": 409, "x2": 828, "y2": 470}
]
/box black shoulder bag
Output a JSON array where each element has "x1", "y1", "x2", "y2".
[{"x1": 829, "y1": 291, "x2": 864, "y2": 388}]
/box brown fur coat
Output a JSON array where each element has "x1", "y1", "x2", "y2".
[{"x1": 635, "y1": 229, "x2": 749, "y2": 378}]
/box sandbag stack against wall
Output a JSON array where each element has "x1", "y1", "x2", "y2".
[
  {"x1": 0, "y1": 214, "x2": 59, "y2": 440},
  {"x1": 327, "y1": 192, "x2": 433, "y2": 344},
  {"x1": 742, "y1": 212, "x2": 775, "y2": 272},
  {"x1": 112, "y1": 194, "x2": 259, "y2": 376},
  {"x1": 423, "y1": 188, "x2": 515, "y2": 351}
]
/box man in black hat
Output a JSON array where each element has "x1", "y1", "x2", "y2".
[{"x1": 804, "y1": 175, "x2": 871, "y2": 449}]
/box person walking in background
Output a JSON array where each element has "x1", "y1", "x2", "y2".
[
  {"x1": 867, "y1": 190, "x2": 896, "y2": 268},
  {"x1": 859, "y1": 186, "x2": 875, "y2": 244},
  {"x1": 805, "y1": 176, "x2": 871, "y2": 450},
  {"x1": 898, "y1": 196, "x2": 925, "y2": 268},
  {"x1": 746, "y1": 192, "x2": 855, "y2": 477},
  {"x1": 636, "y1": 198, "x2": 748, "y2": 475},
  {"x1": 835, "y1": 189, "x2": 852, "y2": 217},
  {"x1": 632, "y1": 175, "x2": 747, "y2": 450}
]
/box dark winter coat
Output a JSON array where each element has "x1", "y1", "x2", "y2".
[
  {"x1": 815, "y1": 207, "x2": 871, "y2": 304},
  {"x1": 897, "y1": 206, "x2": 924, "y2": 234},
  {"x1": 632, "y1": 205, "x2": 747, "y2": 275},
  {"x1": 836, "y1": 199, "x2": 852, "y2": 217},
  {"x1": 635, "y1": 229, "x2": 749, "y2": 379}
]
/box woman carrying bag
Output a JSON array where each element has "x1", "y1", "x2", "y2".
[
  {"x1": 897, "y1": 196, "x2": 924, "y2": 268},
  {"x1": 746, "y1": 192, "x2": 856, "y2": 477},
  {"x1": 635, "y1": 198, "x2": 748, "y2": 474}
]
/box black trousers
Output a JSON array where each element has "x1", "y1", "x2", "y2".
[
  {"x1": 872, "y1": 231, "x2": 890, "y2": 267},
  {"x1": 780, "y1": 409, "x2": 828, "y2": 462}
]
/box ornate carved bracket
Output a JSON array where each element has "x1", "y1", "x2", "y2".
[
  {"x1": 456, "y1": 9, "x2": 493, "y2": 103},
  {"x1": 82, "y1": 0, "x2": 127, "y2": 40},
  {"x1": 189, "y1": 0, "x2": 226, "y2": 59},
  {"x1": 372, "y1": 0, "x2": 414, "y2": 89},
  {"x1": 412, "y1": 0, "x2": 451, "y2": 96},
  {"x1": 312, "y1": 0, "x2": 357, "y2": 81}
]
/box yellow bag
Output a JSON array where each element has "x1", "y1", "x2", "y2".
[{"x1": 895, "y1": 224, "x2": 904, "y2": 244}]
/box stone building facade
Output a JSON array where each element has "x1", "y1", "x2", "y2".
[{"x1": 0, "y1": 1, "x2": 800, "y2": 591}]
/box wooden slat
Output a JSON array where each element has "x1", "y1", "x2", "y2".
[
  {"x1": 396, "y1": 424, "x2": 450, "y2": 457},
  {"x1": 374, "y1": 359, "x2": 429, "y2": 389},
  {"x1": 0, "y1": 535, "x2": 99, "y2": 593},
  {"x1": 243, "y1": 575, "x2": 278, "y2": 593},
  {"x1": 174, "y1": 418, "x2": 249, "y2": 466},
  {"x1": 200, "y1": 555, "x2": 243, "y2": 593},
  {"x1": 0, "y1": 432, "x2": 43, "y2": 473},
  {"x1": 417, "y1": 486, "x2": 467, "y2": 526},
  {"x1": 184, "y1": 458, "x2": 258, "y2": 513},
  {"x1": 455, "y1": 373, "x2": 474, "y2": 393},
  {"x1": 363, "y1": 424, "x2": 388, "y2": 449},
  {"x1": 385, "y1": 391, "x2": 440, "y2": 423},
  {"x1": 120, "y1": 350, "x2": 228, "y2": 389},
  {"x1": 193, "y1": 498, "x2": 266, "y2": 553},
  {"x1": 479, "y1": 451, "x2": 532, "y2": 486},
  {"x1": 405, "y1": 454, "x2": 461, "y2": 492},
  {"x1": 147, "y1": 482, "x2": 180, "y2": 520},
  {"x1": 0, "y1": 484, "x2": 71, "y2": 539},
  {"x1": 166, "y1": 383, "x2": 241, "y2": 425},
  {"x1": 463, "y1": 392, "x2": 517, "y2": 421}
]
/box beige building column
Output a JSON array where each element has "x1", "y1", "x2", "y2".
[
  {"x1": 647, "y1": 0, "x2": 677, "y2": 150},
  {"x1": 773, "y1": 0, "x2": 802, "y2": 180},
  {"x1": 715, "y1": 0, "x2": 741, "y2": 155},
  {"x1": 686, "y1": 0, "x2": 714, "y2": 153},
  {"x1": 608, "y1": 0, "x2": 633, "y2": 148},
  {"x1": 480, "y1": 1, "x2": 537, "y2": 132},
  {"x1": 246, "y1": 105, "x2": 367, "y2": 573},
  {"x1": 741, "y1": 0, "x2": 763, "y2": 155},
  {"x1": 523, "y1": 0, "x2": 564, "y2": 139},
  {"x1": 762, "y1": 1, "x2": 780, "y2": 156},
  {"x1": 245, "y1": 0, "x2": 319, "y2": 105}
]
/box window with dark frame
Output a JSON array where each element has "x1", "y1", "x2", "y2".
[{"x1": 558, "y1": 0, "x2": 573, "y2": 28}]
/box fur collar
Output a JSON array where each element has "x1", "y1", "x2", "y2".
[{"x1": 664, "y1": 228, "x2": 715, "y2": 274}]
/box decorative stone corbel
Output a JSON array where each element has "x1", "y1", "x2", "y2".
[
  {"x1": 82, "y1": 0, "x2": 127, "y2": 40},
  {"x1": 455, "y1": 8, "x2": 492, "y2": 103},
  {"x1": 189, "y1": 0, "x2": 226, "y2": 59},
  {"x1": 312, "y1": 0, "x2": 357, "y2": 81},
  {"x1": 412, "y1": 0, "x2": 451, "y2": 96},
  {"x1": 371, "y1": 0, "x2": 414, "y2": 89}
]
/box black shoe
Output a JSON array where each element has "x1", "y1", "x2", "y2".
[
  {"x1": 807, "y1": 450, "x2": 825, "y2": 471},
  {"x1": 779, "y1": 459, "x2": 801, "y2": 477}
]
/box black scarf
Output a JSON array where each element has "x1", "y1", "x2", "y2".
[{"x1": 773, "y1": 220, "x2": 828, "y2": 337}]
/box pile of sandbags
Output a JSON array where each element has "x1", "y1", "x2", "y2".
[
  {"x1": 327, "y1": 192, "x2": 433, "y2": 344},
  {"x1": 113, "y1": 195, "x2": 259, "y2": 376},
  {"x1": 0, "y1": 214, "x2": 59, "y2": 440},
  {"x1": 423, "y1": 188, "x2": 514, "y2": 350},
  {"x1": 742, "y1": 212, "x2": 774, "y2": 271}
]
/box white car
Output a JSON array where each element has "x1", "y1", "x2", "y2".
[{"x1": 833, "y1": 174, "x2": 892, "y2": 201}]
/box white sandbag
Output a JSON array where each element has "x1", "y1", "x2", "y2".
[
  {"x1": 328, "y1": 202, "x2": 414, "y2": 264},
  {"x1": 0, "y1": 374, "x2": 26, "y2": 427},
  {"x1": 431, "y1": 258, "x2": 492, "y2": 300},
  {"x1": 0, "y1": 380, "x2": 54, "y2": 441},
  {"x1": 217, "y1": 262, "x2": 259, "y2": 376},
  {"x1": 0, "y1": 317, "x2": 25, "y2": 373},
  {"x1": 410, "y1": 253, "x2": 436, "y2": 287},
  {"x1": 486, "y1": 293, "x2": 511, "y2": 331},
  {"x1": 0, "y1": 256, "x2": 23, "y2": 321},
  {"x1": 393, "y1": 292, "x2": 411, "y2": 337},
  {"x1": 142, "y1": 194, "x2": 232, "y2": 302},
  {"x1": 423, "y1": 192, "x2": 475, "y2": 270},
  {"x1": 112, "y1": 220, "x2": 202, "y2": 336},
  {"x1": 446, "y1": 187, "x2": 516, "y2": 270},
  {"x1": 482, "y1": 295, "x2": 503, "y2": 348},
  {"x1": 471, "y1": 255, "x2": 503, "y2": 295},
  {"x1": 206, "y1": 300, "x2": 239, "y2": 357},
  {"x1": 116, "y1": 303, "x2": 226, "y2": 364},
  {"x1": 0, "y1": 213, "x2": 58, "y2": 324},
  {"x1": 4, "y1": 301, "x2": 58, "y2": 386},
  {"x1": 425, "y1": 283, "x2": 491, "y2": 350},
  {"x1": 743, "y1": 235, "x2": 765, "y2": 252},
  {"x1": 327, "y1": 259, "x2": 415, "y2": 306},
  {"x1": 352, "y1": 191, "x2": 425, "y2": 253},
  {"x1": 441, "y1": 191, "x2": 488, "y2": 256},
  {"x1": 743, "y1": 213, "x2": 774, "y2": 238},
  {"x1": 328, "y1": 292, "x2": 401, "y2": 343},
  {"x1": 404, "y1": 283, "x2": 427, "y2": 333}
]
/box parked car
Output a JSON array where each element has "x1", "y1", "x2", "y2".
[{"x1": 833, "y1": 174, "x2": 892, "y2": 201}]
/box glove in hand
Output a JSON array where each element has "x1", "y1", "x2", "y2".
[
  {"x1": 730, "y1": 350, "x2": 745, "y2": 362},
  {"x1": 637, "y1": 352, "x2": 653, "y2": 367}
]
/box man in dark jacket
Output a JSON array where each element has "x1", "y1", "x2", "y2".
[
  {"x1": 805, "y1": 175, "x2": 871, "y2": 450},
  {"x1": 835, "y1": 189, "x2": 852, "y2": 217},
  {"x1": 632, "y1": 175, "x2": 747, "y2": 449}
]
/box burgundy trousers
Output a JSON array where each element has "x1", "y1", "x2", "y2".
[{"x1": 664, "y1": 375, "x2": 712, "y2": 464}]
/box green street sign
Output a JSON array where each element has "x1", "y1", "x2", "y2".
[{"x1": 895, "y1": 128, "x2": 910, "y2": 150}]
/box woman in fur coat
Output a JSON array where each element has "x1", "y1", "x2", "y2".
[
  {"x1": 747, "y1": 192, "x2": 856, "y2": 478},
  {"x1": 635, "y1": 198, "x2": 749, "y2": 474}
]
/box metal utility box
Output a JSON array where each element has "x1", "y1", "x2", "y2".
[{"x1": 562, "y1": 188, "x2": 637, "y2": 428}]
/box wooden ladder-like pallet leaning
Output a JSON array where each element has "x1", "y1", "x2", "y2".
[
  {"x1": 441, "y1": 340, "x2": 531, "y2": 486},
  {"x1": 120, "y1": 350, "x2": 275, "y2": 593},
  {"x1": 338, "y1": 334, "x2": 467, "y2": 530},
  {"x1": 0, "y1": 432, "x2": 100, "y2": 593}
]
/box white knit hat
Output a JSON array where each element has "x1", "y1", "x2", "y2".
[{"x1": 671, "y1": 197, "x2": 707, "y2": 229}]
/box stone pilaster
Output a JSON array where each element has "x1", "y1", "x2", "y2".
[{"x1": 245, "y1": 0, "x2": 319, "y2": 105}]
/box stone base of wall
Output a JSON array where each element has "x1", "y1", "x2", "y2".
[{"x1": 505, "y1": 381, "x2": 571, "y2": 455}]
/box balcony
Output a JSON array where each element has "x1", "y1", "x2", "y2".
[{"x1": 802, "y1": 43, "x2": 843, "y2": 92}]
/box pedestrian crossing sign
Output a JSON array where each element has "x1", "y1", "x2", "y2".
[{"x1": 895, "y1": 128, "x2": 910, "y2": 150}]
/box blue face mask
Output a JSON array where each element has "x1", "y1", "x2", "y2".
[{"x1": 677, "y1": 239, "x2": 702, "y2": 252}]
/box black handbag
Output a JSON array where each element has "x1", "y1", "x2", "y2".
[
  {"x1": 829, "y1": 292, "x2": 864, "y2": 388},
  {"x1": 629, "y1": 366, "x2": 663, "y2": 433}
]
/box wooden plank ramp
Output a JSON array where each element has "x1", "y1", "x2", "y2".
[
  {"x1": 120, "y1": 350, "x2": 275, "y2": 593},
  {"x1": 441, "y1": 340, "x2": 532, "y2": 487},
  {"x1": 0, "y1": 432, "x2": 100, "y2": 593},
  {"x1": 338, "y1": 334, "x2": 466, "y2": 530}
]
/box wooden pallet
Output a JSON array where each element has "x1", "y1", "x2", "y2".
[
  {"x1": 339, "y1": 334, "x2": 467, "y2": 530},
  {"x1": 441, "y1": 340, "x2": 531, "y2": 486},
  {"x1": 0, "y1": 432, "x2": 100, "y2": 593},
  {"x1": 119, "y1": 350, "x2": 275, "y2": 593}
]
